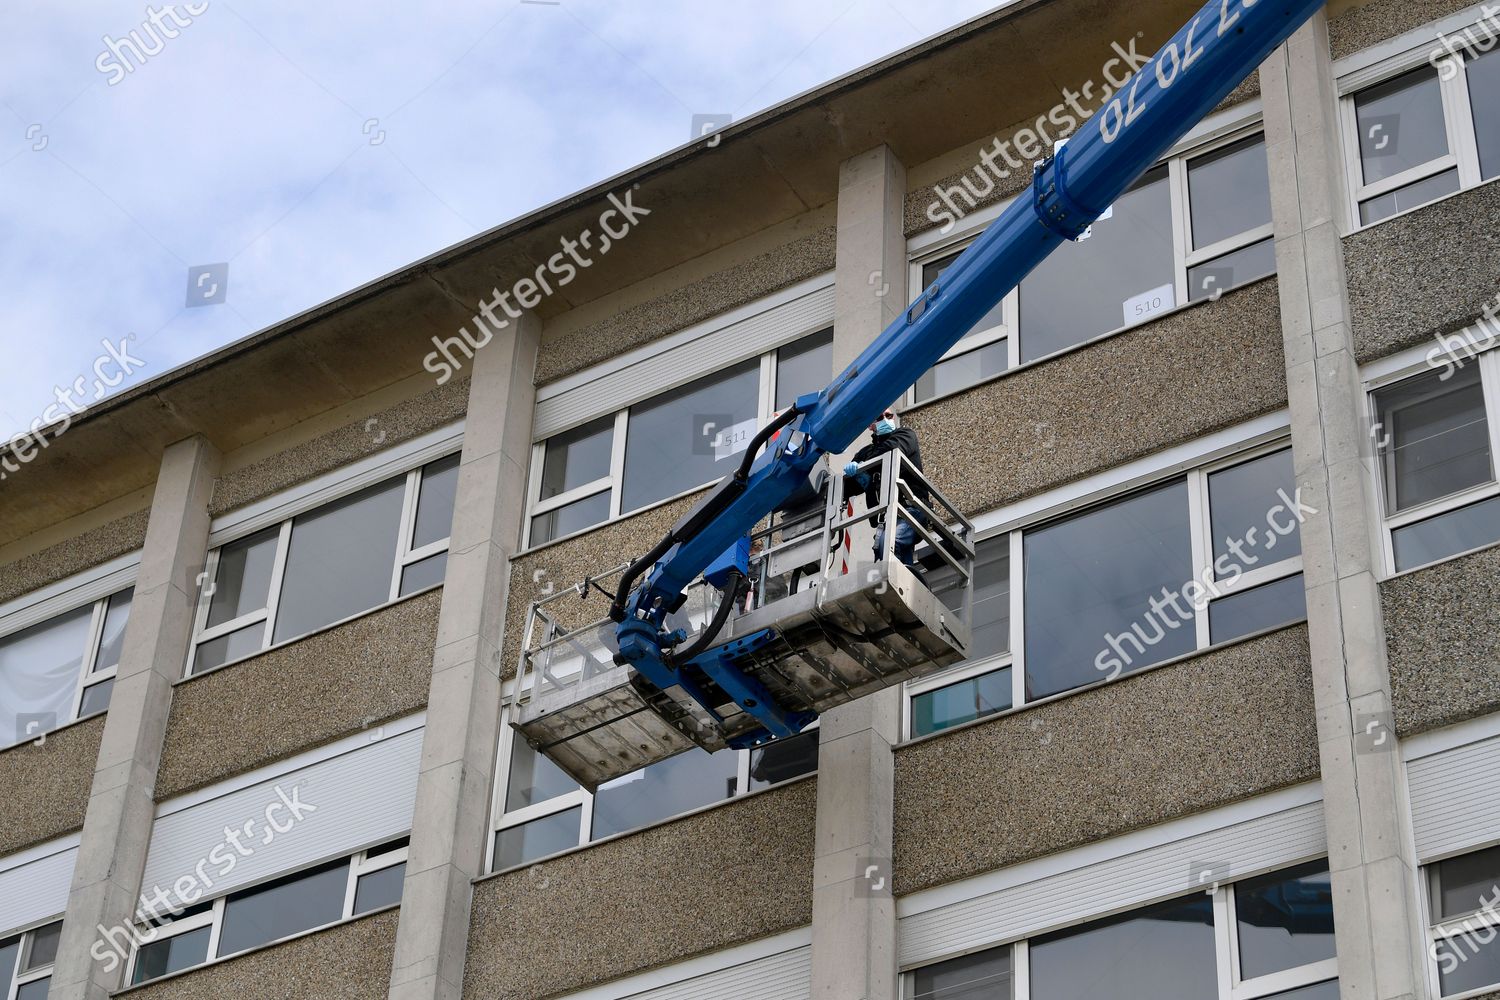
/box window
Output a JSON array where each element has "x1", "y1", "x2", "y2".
[
  {"x1": 1342, "y1": 21, "x2": 1500, "y2": 226},
  {"x1": 188, "y1": 453, "x2": 458, "y2": 674},
  {"x1": 1426, "y1": 844, "x2": 1500, "y2": 997},
  {"x1": 128, "y1": 840, "x2": 405, "y2": 985},
  {"x1": 907, "y1": 129, "x2": 1274, "y2": 403},
  {"x1": 1372, "y1": 352, "x2": 1500, "y2": 572},
  {"x1": 525, "y1": 329, "x2": 834, "y2": 546},
  {"x1": 489, "y1": 721, "x2": 818, "y2": 871},
  {"x1": 904, "y1": 443, "x2": 1307, "y2": 736},
  {"x1": 906, "y1": 862, "x2": 1336, "y2": 999},
  {"x1": 0, "y1": 586, "x2": 133, "y2": 747},
  {"x1": 0, "y1": 920, "x2": 62, "y2": 1000}
]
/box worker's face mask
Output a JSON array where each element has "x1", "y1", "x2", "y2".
[{"x1": 874, "y1": 418, "x2": 896, "y2": 436}]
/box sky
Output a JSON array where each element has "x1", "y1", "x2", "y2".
[{"x1": 0, "y1": 0, "x2": 1007, "y2": 440}]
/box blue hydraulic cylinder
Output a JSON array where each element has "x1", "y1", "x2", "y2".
[{"x1": 623, "y1": 0, "x2": 1323, "y2": 636}]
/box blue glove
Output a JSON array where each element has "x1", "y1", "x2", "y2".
[{"x1": 843, "y1": 461, "x2": 861, "y2": 477}]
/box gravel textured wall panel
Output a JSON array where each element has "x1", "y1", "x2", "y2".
[
  {"x1": 1346, "y1": 181, "x2": 1500, "y2": 364},
  {"x1": 0, "y1": 508, "x2": 149, "y2": 605},
  {"x1": 209, "y1": 376, "x2": 469, "y2": 517},
  {"x1": 0, "y1": 715, "x2": 105, "y2": 857},
  {"x1": 1384, "y1": 545, "x2": 1500, "y2": 737},
  {"x1": 503, "y1": 491, "x2": 706, "y2": 680},
  {"x1": 155, "y1": 589, "x2": 440, "y2": 799},
  {"x1": 534, "y1": 226, "x2": 836, "y2": 385},
  {"x1": 905, "y1": 277, "x2": 1285, "y2": 516},
  {"x1": 893, "y1": 625, "x2": 1317, "y2": 895},
  {"x1": 120, "y1": 909, "x2": 398, "y2": 1000},
  {"x1": 465, "y1": 779, "x2": 816, "y2": 1000},
  {"x1": 1330, "y1": 0, "x2": 1478, "y2": 60}
]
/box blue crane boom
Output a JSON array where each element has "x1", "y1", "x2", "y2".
[{"x1": 604, "y1": 0, "x2": 1324, "y2": 749}]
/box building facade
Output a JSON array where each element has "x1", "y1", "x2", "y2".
[{"x1": 2, "y1": 1, "x2": 1499, "y2": 998}]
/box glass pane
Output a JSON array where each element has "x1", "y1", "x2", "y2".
[
  {"x1": 216, "y1": 860, "x2": 349, "y2": 957},
  {"x1": 530, "y1": 490, "x2": 611, "y2": 546},
  {"x1": 1024, "y1": 479, "x2": 1194, "y2": 700},
  {"x1": 1468, "y1": 47, "x2": 1500, "y2": 180},
  {"x1": 94, "y1": 588, "x2": 133, "y2": 672},
  {"x1": 505, "y1": 737, "x2": 579, "y2": 811},
  {"x1": 1355, "y1": 67, "x2": 1449, "y2": 184},
  {"x1": 0, "y1": 938, "x2": 18, "y2": 997},
  {"x1": 622, "y1": 359, "x2": 760, "y2": 514},
  {"x1": 1188, "y1": 135, "x2": 1271, "y2": 248},
  {"x1": 1235, "y1": 861, "x2": 1336, "y2": 979},
  {"x1": 399, "y1": 552, "x2": 447, "y2": 597},
  {"x1": 1435, "y1": 844, "x2": 1500, "y2": 919},
  {"x1": 1187, "y1": 238, "x2": 1276, "y2": 302},
  {"x1": 914, "y1": 339, "x2": 1008, "y2": 402},
  {"x1": 493, "y1": 806, "x2": 582, "y2": 869},
  {"x1": 931, "y1": 536, "x2": 1009, "y2": 662},
  {"x1": 923, "y1": 253, "x2": 1007, "y2": 343},
  {"x1": 16, "y1": 977, "x2": 49, "y2": 1000},
  {"x1": 1209, "y1": 574, "x2": 1307, "y2": 644},
  {"x1": 412, "y1": 454, "x2": 460, "y2": 549},
  {"x1": 1263, "y1": 983, "x2": 1340, "y2": 1000},
  {"x1": 1029, "y1": 893, "x2": 1217, "y2": 999},
  {"x1": 272, "y1": 478, "x2": 405, "y2": 644},
  {"x1": 352, "y1": 862, "x2": 405, "y2": 915},
  {"x1": 132, "y1": 925, "x2": 210, "y2": 984},
  {"x1": 910, "y1": 945, "x2": 1012, "y2": 999},
  {"x1": 1359, "y1": 167, "x2": 1461, "y2": 224},
  {"x1": 206, "y1": 526, "x2": 279, "y2": 628},
  {"x1": 0, "y1": 605, "x2": 92, "y2": 746},
  {"x1": 911, "y1": 667, "x2": 1012, "y2": 738},
  {"x1": 23, "y1": 922, "x2": 61, "y2": 970},
  {"x1": 192, "y1": 622, "x2": 266, "y2": 673},
  {"x1": 1209, "y1": 448, "x2": 1302, "y2": 579},
  {"x1": 776, "y1": 329, "x2": 833, "y2": 411},
  {"x1": 591, "y1": 748, "x2": 739, "y2": 840},
  {"x1": 1435, "y1": 930, "x2": 1500, "y2": 996},
  {"x1": 539, "y1": 416, "x2": 614, "y2": 501},
  {"x1": 1376, "y1": 365, "x2": 1492, "y2": 513},
  {"x1": 1393, "y1": 495, "x2": 1500, "y2": 570},
  {"x1": 748, "y1": 728, "x2": 819, "y2": 789},
  {"x1": 1020, "y1": 166, "x2": 1173, "y2": 363}
]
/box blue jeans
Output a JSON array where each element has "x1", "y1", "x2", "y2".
[{"x1": 874, "y1": 518, "x2": 916, "y2": 565}]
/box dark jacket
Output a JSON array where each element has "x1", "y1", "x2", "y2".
[{"x1": 843, "y1": 427, "x2": 930, "y2": 512}]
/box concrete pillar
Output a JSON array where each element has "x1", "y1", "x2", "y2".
[
  {"x1": 387, "y1": 311, "x2": 540, "y2": 1000},
  {"x1": 49, "y1": 435, "x2": 220, "y2": 1000},
  {"x1": 1261, "y1": 17, "x2": 1431, "y2": 1000},
  {"x1": 810, "y1": 144, "x2": 907, "y2": 1000}
]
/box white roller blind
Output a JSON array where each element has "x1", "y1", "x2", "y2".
[
  {"x1": 533, "y1": 282, "x2": 834, "y2": 441},
  {"x1": 899, "y1": 793, "x2": 1326, "y2": 968},
  {"x1": 139, "y1": 724, "x2": 421, "y2": 913},
  {"x1": 0, "y1": 837, "x2": 76, "y2": 935},
  {"x1": 1409, "y1": 731, "x2": 1500, "y2": 862}
]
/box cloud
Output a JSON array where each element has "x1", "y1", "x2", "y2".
[{"x1": 0, "y1": 0, "x2": 1001, "y2": 439}]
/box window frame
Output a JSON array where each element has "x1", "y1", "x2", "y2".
[
  {"x1": 902, "y1": 433, "x2": 1305, "y2": 739},
  {"x1": 185, "y1": 449, "x2": 460, "y2": 677},
  {"x1": 1421, "y1": 843, "x2": 1500, "y2": 999},
  {"x1": 485, "y1": 707, "x2": 818, "y2": 874},
  {"x1": 125, "y1": 840, "x2": 408, "y2": 986},
  {"x1": 0, "y1": 573, "x2": 136, "y2": 750},
  {"x1": 1337, "y1": 11, "x2": 1500, "y2": 230},
  {"x1": 1, "y1": 919, "x2": 61, "y2": 1000},
  {"x1": 1365, "y1": 344, "x2": 1500, "y2": 576},
  {"x1": 904, "y1": 114, "x2": 1272, "y2": 406},
  {"x1": 521, "y1": 327, "x2": 834, "y2": 550},
  {"x1": 903, "y1": 863, "x2": 1338, "y2": 1000}
]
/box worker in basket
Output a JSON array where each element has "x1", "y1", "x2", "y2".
[{"x1": 842, "y1": 407, "x2": 929, "y2": 567}]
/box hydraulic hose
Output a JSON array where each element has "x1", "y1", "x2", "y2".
[{"x1": 664, "y1": 569, "x2": 745, "y2": 667}]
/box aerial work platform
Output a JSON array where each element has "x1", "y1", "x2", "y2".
[{"x1": 510, "y1": 451, "x2": 974, "y2": 790}]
